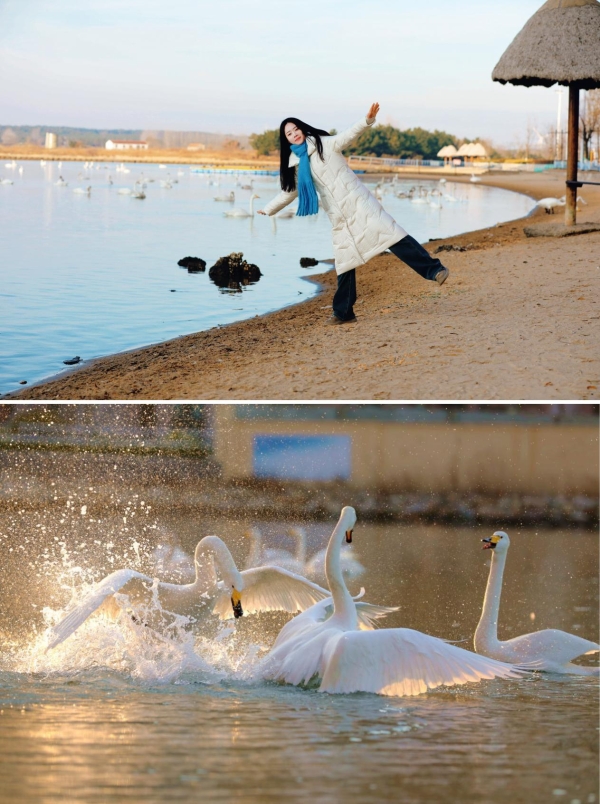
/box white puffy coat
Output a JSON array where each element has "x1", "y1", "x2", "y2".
[{"x1": 262, "y1": 117, "x2": 407, "y2": 275}]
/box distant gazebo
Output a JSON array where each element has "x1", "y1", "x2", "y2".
[
  {"x1": 492, "y1": 0, "x2": 600, "y2": 226},
  {"x1": 457, "y1": 142, "x2": 488, "y2": 162},
  {"x1": 437, "y1": 144, "x2": 458, "y2": 165}
]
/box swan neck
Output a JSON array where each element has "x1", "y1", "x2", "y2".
[
  {"x1": 475, "y1": 549, "x2": 506, "y2": 652},
  {"x1": 195, "y1": 536, "x2": 237, "y2": 589},
  {"x1": 246, "y1": 529, "x2": 262, "y2": 568},
  {"x1": 294, "y1": 530, "x2": 307, "y2": 565},
  {"x1": 325, "y1": 524, "x2": 356, "y2": 626}
]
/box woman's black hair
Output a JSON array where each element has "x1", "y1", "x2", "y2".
[{"x1": 279, "y1": 118, "x2": 331, "y2": 192}]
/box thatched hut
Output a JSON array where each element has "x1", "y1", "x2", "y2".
[
  {"x1": 437, "y1": 144, "x2": 458, "y2": 165},
  {"x1": 492, "y1": 0, "x2": 600, "y2": 225}
]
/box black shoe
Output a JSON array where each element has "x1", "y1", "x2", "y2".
[{"x1": 327, "y1": 314, "x2": 357, "y2": 325}]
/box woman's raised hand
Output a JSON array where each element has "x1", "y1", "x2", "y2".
[
  {"x1": 257, "y1": 210, "x2": 266, "y2": 215},
  {"x1": 367, "y1": 102, "x2": 380, "y2": 121}
]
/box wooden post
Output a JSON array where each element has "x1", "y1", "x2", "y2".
[{"x1": 565, "y1": 84, "x2": 579, "y2": 226}]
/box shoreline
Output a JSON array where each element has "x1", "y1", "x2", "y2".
[{"x1": 6, "y1": 170, "x2": 600, "y2": 402}]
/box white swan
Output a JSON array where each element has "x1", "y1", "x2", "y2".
[
  {"x1": 0, "y1": 178, "x2": 14, "y2": 185},
  {"x1": 475, "y1": 531, "x2": 599, "y2": 675},
  {"x1": 245, "y1": 526, "x2": 306, "y2": 575},
  {"x1": 117, "y1": 187, "x2": 132, "y2": 195},
  {"x1": 214, "y1": 191, "x2": 235, "y2": 202},
  {"x1": 276, "y1": 207, "x2": 296, "y2": 218},
  {"x1": 224, "y1": 193, "x2": 260, "y2": 218},
  {"x1": 261, "y1": 507, "x2": 522, "y2": 696},
  {"x1": 73, "y1": 186, "x2": 91, "y2": 195},
  {"x1": 54, "y1": 176, "x2": 68, "y2": 187},
  {"x1": 131, "y1": 182, "x2": 146, "y2": 199},
  {"x1": 535, "y1": 196, "x2": 566, "y2": 214},
  {"x1": 46, "y1": 535, "x2": 330, "y2": 651},
  {"x1": 470, "y1": 174, "x2": 481, "y2": 183}
]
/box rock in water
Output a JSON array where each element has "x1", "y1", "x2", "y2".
[
  {"x1": 208, "y1": 252, "x2": 262, "y2": 290},
  {"x1": 299, "y1": 257, "x2": 319, "y2": 267},
  {"x1": 177, "y1": 256, "x2": 207, "y2": 272}
]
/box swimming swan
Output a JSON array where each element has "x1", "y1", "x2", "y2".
[
  {"x1": 246, "y1": 526, "x2": 365, "y2": 583},
  {"x1": 475, "y1": 531, "x2": 599, "y2": 675},
  {"x1": 47, "y1": 535, "x2": 330, "y2": 651},
  {"x1": 245, "y1": 526, "x2": 306, "y2": 575},
  {"x1": 214, "y1": 191, "x2": 235, "y2": 202},
  {"x1": 261, "y1": 507, "x2": 522, "y2": 696},
  {"x1": 224, "y1": 193, "x2": 260, "y2": 218}
]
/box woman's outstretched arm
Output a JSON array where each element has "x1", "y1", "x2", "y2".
[
  {"x1": 257, "y1": 188, "x2": 298, "y2": 216},
  {"x1": 331, "y1": 102, "x2": 380, "y2": 152}
]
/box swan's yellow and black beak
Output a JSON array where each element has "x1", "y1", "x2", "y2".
[
  {"x1": 345, "y1": 529, "x2": 353, "y2": 544},
  {"x1": 482, "y1": 535, "x2": 500, "y2": 550},
  {"x1": 231, "y1": 589, "x2": 243, "y2": 618}
]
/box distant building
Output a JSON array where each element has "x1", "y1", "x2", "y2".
[
  {"x1": 187, "y1": 142, "x2": 207, "y2": 151},
  {"x1": 45, "y1": 132, "x2": 57, "y2": 149},
  {"x1": 105, "y1": 140, "x2": 148, "y2": 151},
  {"x1": 212, "y1": 405, "x2": 597, "y2": 493}
]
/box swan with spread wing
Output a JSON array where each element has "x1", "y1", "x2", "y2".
[
  {"x1": 47, "y1": 535, "x2": 331, "y2": 651},
  {"x1": 261, "y1": 507, "x2": 523, "y2": 696}
]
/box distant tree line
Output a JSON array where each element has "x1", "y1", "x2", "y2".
[{"x1": 250, "y1": 125, "x2": 458, "y2": 159}]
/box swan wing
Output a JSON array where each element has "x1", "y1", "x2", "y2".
[
  {"x1": 502, "y1": 629, "x2": 600, "y2": 665},
  {"x1": 47, "y1": 569, "x2": 154, "y2": 650},
  {"x1": 212, "y1": 566, "x2": 329, "y2": 620},
  {"x1": 319, "y1": 627, "x2": 522, "y2": 696},
  {"x1": 355, "y1": 602, "x2": 399, "y2": 629},
  {"x1": 271, "y1": 597, "x2": 399, "y2": 651}
]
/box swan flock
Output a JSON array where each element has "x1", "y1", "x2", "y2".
[{"x1": 45, "y1": 508, "x2": 598, "y2": 694}]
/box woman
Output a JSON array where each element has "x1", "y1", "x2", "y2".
[{"x1": 258, "y1": 102, "x2": 449, "y2": 324}]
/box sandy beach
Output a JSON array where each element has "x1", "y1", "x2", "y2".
[{"x1": 7, "y1": 170, "x2": 600, "y2": 402}]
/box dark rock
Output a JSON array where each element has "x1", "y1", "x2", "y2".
[
  {"x1": 19, "y1": 380, "x2": 27, "y2": 385},
  {"x1": 299, "y1": 257, "x2": 319, "y2": 267},
  {"x1": 178, "y1": 256, "x2": 206, "y2": 272},
  {"x1": 63, "y1": 356, "x2": 81, "y2": 365},
  {"x1": 208, "y1": 252, "x2": 262, "y2": 291},
  {"x1": 434, "y1": 244, "x2": 467, "y2": 253}
]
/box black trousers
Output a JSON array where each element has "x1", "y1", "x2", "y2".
[{"x1": 332, "y1": 235, "x2": 446, "y2": 321}]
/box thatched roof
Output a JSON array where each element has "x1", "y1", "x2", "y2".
[
  {"x1": 456, "y1": 142, "x2": 488, "y2": 157},
  {"x1": 492, "y1": 0, "x2": 600, "y2": 89},
  {"x1": 437, "y1": 144, "x2": 458, "y2": 157}
]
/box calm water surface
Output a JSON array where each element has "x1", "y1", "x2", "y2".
[
  {"x1": 0, "y1": 513, "x2": 597, "y2": 804},
  {"x1": 0, "y1": 160, "x2": 535, "y2": 392}
]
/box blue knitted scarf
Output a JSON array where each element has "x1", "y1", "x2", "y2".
[{"x1": 290, "y1": 141, "x2": 319, "y2": 216}]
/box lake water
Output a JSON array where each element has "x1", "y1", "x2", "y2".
[
  {"x1": 0, "y1": 160, "x2": 535, "y2": 393},
  {"x1": 0, "y1": 505, "x2": 597, "y2": 804}
]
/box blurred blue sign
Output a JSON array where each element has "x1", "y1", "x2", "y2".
[{"x1": 253, "y1": 434, "x2": 352, "y2": 481}]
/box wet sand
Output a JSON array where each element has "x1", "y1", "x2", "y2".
[{"x1": 7, "y1": 170, "x2": 600, "y2": 401}]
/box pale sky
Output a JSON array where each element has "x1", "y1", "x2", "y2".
[{"x1": 0, "y1": 0, "x2": 568, "y2": 145}]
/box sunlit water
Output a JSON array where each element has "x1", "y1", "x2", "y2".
[
  {"x1": 0, "y1": 505, "x2": 597, "y2": 803},
  {"x1": 0, "y1": 160, "x2": 535, "y2": 392}
]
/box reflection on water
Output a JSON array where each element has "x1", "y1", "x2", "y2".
[
  {"x1": 0, "y1": 160, "x2": 535, "y2": 390},
  {"x1": 0, "y1": 509, "x2": 597, "y2": 804}
]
